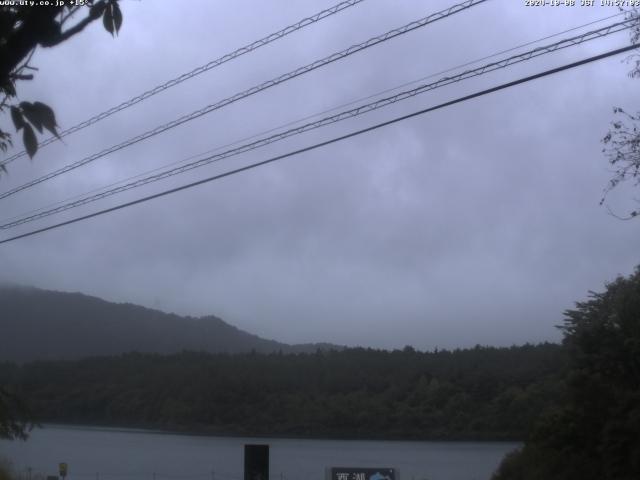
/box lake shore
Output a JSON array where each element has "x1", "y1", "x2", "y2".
[
  {"x1": 2, "y1": 425, "x2": 520, "y2": 480},
  {"x1": 35, "y1": 420, "x2": 525, "y2": 443}
]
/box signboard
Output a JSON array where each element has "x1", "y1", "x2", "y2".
[
  {"x1": 330, "y1": 468, "x2": 395, "y2": 480},
  {"x1": 59, "y1": 463, "x2": 68, "y2": 479}
]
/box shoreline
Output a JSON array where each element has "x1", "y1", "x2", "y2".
[{"x1": 37, "y1": 421, "x2": 524, "y2": 444}]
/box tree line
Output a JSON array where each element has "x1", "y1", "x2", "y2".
[{"x1": 0, "y1": 343, "x2": 565, "y2": 441}]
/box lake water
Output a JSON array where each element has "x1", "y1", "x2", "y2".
[{"x1": 0, "y1": 425, "x2": 518, "y2": 480}]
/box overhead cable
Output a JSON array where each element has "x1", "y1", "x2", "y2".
[
  {"x1": 0, "y1": 0, "x2": 487, "y2": 201},
  {"x1": 3, "y1": 10, "x2": 624, "y2": 226},
  {"x1": 0, "y1": 0, "x2": 366, "y2": 168},
  {"x1": 0, "y1": 18, "x2": 633, "y2": 230},
  {"x1": 1, "y1": 42, "x2": 637, "y2": 245}
]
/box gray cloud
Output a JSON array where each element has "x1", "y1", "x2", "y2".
[{"x1": 1, "y1": 0, "x2": 638, "y2": 350}]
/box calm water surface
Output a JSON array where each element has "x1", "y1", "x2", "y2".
[{"x1": 0, "y1": 425, "x2": 518, "y2": 480}]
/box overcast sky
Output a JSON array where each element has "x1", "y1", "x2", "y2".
[{"x1": 0, "y1": 0, "x2": 638, "y2": 350}]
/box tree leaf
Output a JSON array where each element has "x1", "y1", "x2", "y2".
[
  {"x1": 112, "y1": 1, "x2": 123, "y2": 35},
  {"x1": 103, "y1": 4, "x2": 115, "y2": 36},
  {"x1": 32, "y1": 101, "x2": 60, "y2": 139},
  {"x1": 19, "y1": 102, "x2": 43, "y2": 133},
  {"x1": 23, "y1": 124, "x2": 38, "y2": 159},
  {"x1": 0, "y1": 129, "x2": 12, "y2": 149},
  {"x1": 90, "y1": 1, "x2": 106, "y2": 18},
  {"x1": 1, "y1": 79, "x2": 16, "y2": 98},
  {"x1": 10, "y1": 106, "x2": 25, "y2": 131}
]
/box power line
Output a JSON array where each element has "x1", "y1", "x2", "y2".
[
  {"x1": 313, "y1": 10, "x2": 628, "y2": 118},
  {"x1": 0, "y1": 0, "x2": 365, "y2": 168},
  {"x1": 1, "y1": 18, "x2": 633, "y2": 230},
  {"x1": 1, "y1": 42, "x2": 637, "y2": 246},
  {"x1": 2, "y1": 18, "x2": 631, "y2": 228},
  {"x1": 0, "y1": 0, "x2": 487, "y2": 201},
  {"x1": 2, "y1": 10, "x2": 625, "y2": 226}
]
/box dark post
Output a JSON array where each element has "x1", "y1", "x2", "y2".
[
  {"x1": 58, "y1": 463, "x2": 68, "y2": 480},
  {"x1": 244, "y1": 444, "x2": 269, "y2": 480}
]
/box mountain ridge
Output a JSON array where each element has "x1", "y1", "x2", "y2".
[{"x1": 0, "y1": 285, "x2": 343, "y2": 362}]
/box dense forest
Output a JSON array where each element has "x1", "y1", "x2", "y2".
[{"x1": 0, "y1": 343, "x2": 565, "y2": 441}]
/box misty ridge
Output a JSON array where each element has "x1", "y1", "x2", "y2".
[
  {"x1": 0, "y1": 284, "x2": 567, "y2": 441},
  {"x1": 0, "y1": 285, "x2": 342, "y2": 363}
]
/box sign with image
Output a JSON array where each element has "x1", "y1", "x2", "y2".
[{"x1": 330, "y1": 468, "x2": 395, "y2": 480}]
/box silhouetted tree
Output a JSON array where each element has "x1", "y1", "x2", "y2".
[
  {"x1": 493, "y1": 267, "x2": 640, "y2": 480},
  {"x1": 0, "y1": 0, "x2": 123, "y2": 163},
  {"x1": 0, "y1": 386, "x2": 32, "y2": 440},
  {"x1": 601, "y1": 9, "x2": 640, "y2": 219}
]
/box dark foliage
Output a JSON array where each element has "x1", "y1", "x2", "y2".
[
  {"x1": 0, "y1": 0, "x2": 122, "y2": 159},
  {"x1": 0, "y1": 385, "x2": 33, "y2": 440},
  {"x1": 493, "y1": 267, "x2": 640, "y2": 480},
  {"x1": 0, "y1": 343, "x2": 566, "y2": 441}
]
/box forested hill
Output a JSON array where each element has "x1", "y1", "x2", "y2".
[
  {"x1": 0, "y1": 344, "x2": 566, "y2": 441},
  {"x1": 0, "y1": 286, "x2": 340, "y2": 362}
]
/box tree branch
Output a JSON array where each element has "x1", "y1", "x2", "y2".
[
  {"x1": 44, "y1": 1, "x2": 107, "y2": 47},
  {"x1": 605, "y1": 204, "x2": 638, "y2": 220},
  {"x1": 0, "y1": 2, "x2": 108, "y2": 78},
  {"x1": 59, "y1": 5, "x2": 82, "y2": 26}
]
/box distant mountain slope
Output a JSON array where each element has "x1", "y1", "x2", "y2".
[{"x1": 0, "y1": 286, "x2": 340, "y2": 362}]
